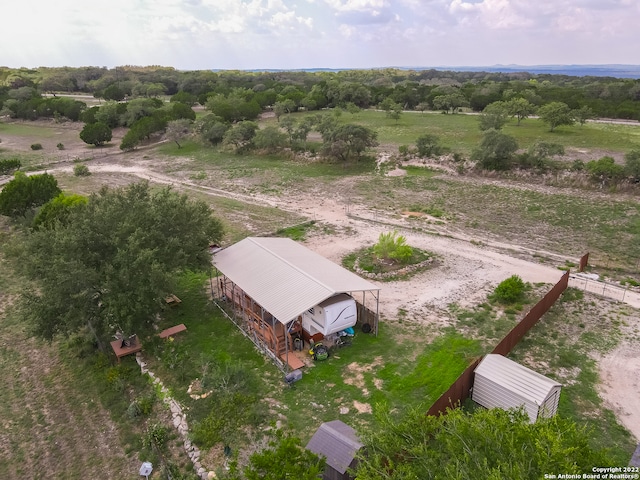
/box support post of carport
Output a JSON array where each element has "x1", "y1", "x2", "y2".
[{"x1": 375, "y1": 289, "x2": 380, "y2": 336}]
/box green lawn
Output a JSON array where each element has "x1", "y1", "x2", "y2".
[{"x1": 274, "y1": 110, "x2": 640, "y2": 155}]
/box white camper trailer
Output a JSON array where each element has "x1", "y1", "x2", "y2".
[{"x1": 302, "y1": 293, "x2": 357, "y2": 337}]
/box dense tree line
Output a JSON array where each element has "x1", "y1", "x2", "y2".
[{"x1": 2, "y1": 66, "x2": 640, "y2": 122}]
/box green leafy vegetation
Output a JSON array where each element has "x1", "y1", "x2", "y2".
[
  {"x1": 15, "y1": 182, "x2": 224, "y2": 343},
  {"x1": 491, "y1": 275, "x2": 527, "y2": 304},
  {"x1": 274, "y1": 221, "x2": 316, "y2": 241},
  {"x1": 0, "y1": 158, "x2": 21, "y2": 175},
  {"x1": 0, "y1": 171, "x2": 61, "y2": 218},
  {"x1": 356, "y1": 407, "x2": 617, "y2": 480},
  {"x1": 73, "y1": 163, "x2": 90, "y2": 176},
  {"x1": 342, "y1": 239, "x2": 431, "y2": 281}
]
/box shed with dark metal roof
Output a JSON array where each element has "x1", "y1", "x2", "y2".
[{"x1": 306, "y1": 420, "x2": 363, "y2": 480}]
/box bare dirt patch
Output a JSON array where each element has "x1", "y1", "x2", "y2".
[{"x1": 598, "y1": 341, "x2": 640, "y2": 441}]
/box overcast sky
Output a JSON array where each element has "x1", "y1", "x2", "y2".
[{"x1": 3, "y1": 0, "x2": 639, "y2": 70}]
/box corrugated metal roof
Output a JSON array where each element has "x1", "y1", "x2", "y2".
[
  {"x1": 306, "y1": 420, "x2": 363, "y2": 474},
  {"x1": 474, "y1": 354, "x2": 562, "y2": 406},
  {"x1": 213, "y1": 237, "x2": 379, "y2": 324}
]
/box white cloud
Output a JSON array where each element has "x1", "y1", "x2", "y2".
[
  {"x1": 2, "y1": 0, "x2": 640, "y2": 69},
  {"x1": 324, "y1": 0, "x2": 388, "y2": 12}
]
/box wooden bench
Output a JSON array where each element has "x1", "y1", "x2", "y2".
[
  {"x1": 110, "y1": 337, "x2": 142, "y2": 363},
  {"x1": 159, "y1": 323, "x2": 187, "y2": 339}
]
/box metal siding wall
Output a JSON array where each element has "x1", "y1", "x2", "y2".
[
  {"x1": 539, "y1": 387, "x2": 561, "y2": 419},
  {"x1": 472, "y1": 375, "x2": 538, "y2": 422}
]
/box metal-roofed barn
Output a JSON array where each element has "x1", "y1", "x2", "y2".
[
  {"x1": 212, "y1": 237, "x2": 380, "y2": 371},
  {"x1": 472, "y1": 354, "x2": 562, "y2": 423},
  {"x1": 306, "y1": 420, "x2": 363, "y2": 480}
]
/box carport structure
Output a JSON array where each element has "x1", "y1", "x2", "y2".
[{"x1": 212, "y1": 237, "x2": 380, "y2": 371}]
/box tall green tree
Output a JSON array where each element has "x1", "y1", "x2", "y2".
[
  {"x1": 322, "y1": 124, "x2": 378, "y2": 162},
  {"x1": 356, "y1": 407, "x2": 616, "y2": 480},
  {"x1": 479, "y1": 101, "x2": 509, "y2": 131},
  {"x1": 194, "y1": 114, "x2": 229, "y2": 145},
  {"x1": 79, "y1": 121, "x2": 112, "y2": 146},
  {"x1": 538, "y1": 102, "x2": 575, "y2": 132},
  {"x1": 223, "y1": 121, "x2": 258, "y2": 153},
  {"x1": 16, "y1": 182, "x2": 224, "y2": 343},
  {"x1": 432, "y1": 93, "x2": 469, "y2": 114},
  {"x1": 505, "y1": 97, "x2": 536, "y2": 126},
  {"x1": 379, "y1": 97, "x2": 403, "y2": 122},
  {"x1": 574, "y1": 105, "x2": 596, "y2": 126},
  {"x1": 165, "y1": 119, "x2": 192, "y2": 148}
]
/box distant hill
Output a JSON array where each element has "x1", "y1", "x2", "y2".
[
  {"x1": 240, "y1": 65, "x2": 640, "y2": 79},
  {"x1": 425, "y1": 64, "x2": 640, "y2": 79}
]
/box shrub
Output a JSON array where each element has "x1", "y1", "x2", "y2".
[
  {"x1": 0, "y1": 172, "x2": 61, "y2": 217},
  {"x1": 56, "y1": 143, "x2": 64, "y2": 150},
  {"x1": 0, "y1": 159, "x2": 21, "y2": 175},
  {"x1": 373, "y1": 231, "x2": 413, "y2": 265},
  {"x1": 127, "y1": 393, "x2": 155, "y2": 418},
  {"x1": 415, "y1": 134, "x2": 442, "y2": 158},
  {"x1": 492, "y1": 275, "x2": 526, "y2": 304},
  {"x1": 142, "y1": 423, "x2": 169, "y2": 450},
  {"x1": 126, "y1": 401, "x2": 142, "y2": 419},
  {"x1": 73, "y1": 164, "x2": 91, "y2": 176},
  {"x1": 586, "y1": 156, "x2": 625, "y2": 183},
  {"x1": 31, "y1": 143, "x2": 43, "y2": 150}
]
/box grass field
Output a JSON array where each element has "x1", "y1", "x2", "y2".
[{"x1": 271, "y1": 110, "x2": 640, "y2": 155}]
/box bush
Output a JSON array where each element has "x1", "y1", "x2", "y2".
[
  {"x1": 0, "y1": 159, "x2": 21, "y2": 175},
  {"x1": 127, "y1": 393, "x2": 155, "y2": 418},
  {"x1": 373, "y1": 231, "x2": 413, "y2": 265},
  {"x1": 491, "y1": 275, "x2": 526, "y2": 304},
  {"x1": 31, "y1": 143, "x2": 43, "y2": 150},
  {"x1": 415, "y1": 134, "x2": 442, "y2": 158},
  {"x1": 73, "y1": 164, "x2": 91, "y2": 176},
  {"x1": 586, "y1": 156, "x2": 625, "y2": 183},
  {"x1": 57, "y1": 143, "x2": 64, "y2": 150},
  {"x1": 0, "y1": 171, "x2": 61, "y2": 217},
  {"x1": 142, "y1": 423, "x2": 169, "y2": 451}
]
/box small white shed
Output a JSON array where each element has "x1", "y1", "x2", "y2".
[{"x1": 472, "y1": 354, "x2": 562, "y2": 423}]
